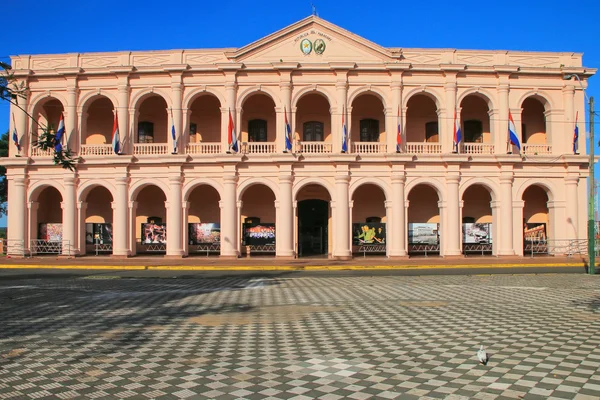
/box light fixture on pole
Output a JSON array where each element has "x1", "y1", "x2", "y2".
[{"x1": 564, "y1": 73, "x2": 595, "y2": 274}]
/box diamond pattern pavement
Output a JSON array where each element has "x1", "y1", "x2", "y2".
[{"x1": 0, "y1": 274, "x2": 599, "y2": 399}]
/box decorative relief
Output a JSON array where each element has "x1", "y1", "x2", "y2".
[
  {"x1": 31, "y1": 58, "x2": 68, "y2": 69},
  {"x1": 132, "y1": 55, "x2": 171, "y2": 66},
  {"x1": 185, "y1": 53, "x2": 226, "y2": 64},
  {"x1": 402, "y1": 53, "x2": 442, "y2": 64},
  {"x1": 456, "y1": 54, "x2": 494, "y2": 65},
  {"x1": 82, "y1": 56, "x2": 120, "y2": 68},
  {"x1": 508, "y1": 55, "x2": 560, "y2": 67}
]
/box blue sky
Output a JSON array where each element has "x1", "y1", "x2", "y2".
[{"x1": 1, "y1": 0, "x2": 599, "y2": 227}]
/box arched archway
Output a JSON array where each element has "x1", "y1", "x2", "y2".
[
  {"x1": 82, "y1": 186, "x2": 114, "y2": 255},
  {"x1": 241, "y1": 93, "x2": 276, "y2": 153},
  {"x1": 83, "y1": 96, "x2": 115, "y2": 145},
  {"x1": 31, "y1": 98, "x2": 65, "y2": 156},
  {"x1": 522, "y1": 185, "x2": 550, "y2": 254},
  {"x1": 521, "y1": 97, "x2": 547, "y2": 150},
  {"x1": 30, "y1": 186, "x2": 63, "y2": 254},
  {"x1": 134, "y1": 185, "x2": 167, "y2": 255},
  {"x1": 188, "y1": 94, "x2": 221, "y2": 149},
  {"x1": 295, "y1": 93, "x2": 332, "y2": 154},
  {"x1": 135, "y1": 95, "x2": 169, "y2": 154},
  {"x1": 296, "y1": 184, "x2": 332, "y2": 257},
  {"x1": 241, "y1": 184, "x2": 277, "y2": 256},
  {"x1": 351, "y1": 94, "x2": 385, "y2": 153},
  {"x1": 407, "y1": 184, "x2": 441, "y2": 256},
  {"x1": 461, "y1": 185, "x2": 494, "y2": 255},
  {"x1": 352, "y1": 184, "x2": 387, "y2": 257},
  {"x1": 406, "y1": 94, "x2": 439, "y2": 150},
  {"x1": 187, "y1": 184, "x2": 221, "y2": 256},
  {"x1": 460, "y1": 94, "x2": 493, "y2": 154}
]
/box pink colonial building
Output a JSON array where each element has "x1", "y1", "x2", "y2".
[{"x1": 4, "y1": 16, "x2": 596, "y2": 259}]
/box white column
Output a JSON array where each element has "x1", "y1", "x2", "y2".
[
  {"x1": 497, "y1": 85, "x2": 509, "y2": 154},
  {"x1": 77, "y1": 202, "x2": 87, "y2": 256},
  {"x1": 66, "y1": 86, "x2": 78, "y2": 152},
  {"x1": 334, "y1": 173, "x2": 351, "y2": 259},
  {"x1": 277, "y1": 174, "x2": 294, "y2": 257},
  {"x1": 499, "y1": 171, "x2": 515, "y2": 256},
  {"x1": 182, "y1": 201, "x2": 190, "y2": 256},
  {"x1": 27, "y1": 202, "x2": 39, "y2": 254},
  {"x1": 112, "y1": 177, "x2": 129, "y2": 256},
  {"x1": 444, "y1": 173, "x2": 461, "y2": 256},
  {"x1": 128, "y1": 201, "x2": 137, "y2": 256},
  {"x1": 224, "y1": 82, "x2": 237, "y2": 151},
  {"x1": 61, "y1": 176, "x2": 76, "y2": 256},
  {"x1": 390, "y1": 174, "x2": 407, "y2": 257},
  {"x1": 167, "y1": 175, "x2": 184, "y2": 256},
  {"x1": 490, "y1": 201, "x2": 500, "y2": 256},
  {"x1": 385, "y1": 200, "x2": 392, "y2": 257},
  {"x1": 513, "y1": 200, "x2": 524, "y2": 256},
  {"x1": 335, "y1": 80, "x2": 348, "y2": 153},
  {"x1": 220, "y1": 175, "x2": 238, "y2": 258},
  {"x1": 444, "y1": 82, "x2": 457, "y2": 153},
  {"x1": 117, "y1": 84, "x2": 130, "y2": 154},
  {"x1": 171, "y1": 82, "x2": 183, "y2": 154},
  {"x1": 565, "y1": 174, "x2": 580, "y2": 240},
  {"x1": 389, "y1": 82, "x2": 402, "y2": 152},
  {"x1": 7, "y1": 176, "x2": 27, "y2": 254},
  {"x1": 12, "y1": 89, "x2": 28, "y2": 156},
  {"x1": 280, "y1": 81, "x2": 292, "y2": 153}
]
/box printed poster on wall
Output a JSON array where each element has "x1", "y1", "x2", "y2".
[
  {"x1": 86, "y1": 223, "x2": 113, "y2": 244},
  {"x1": 243, "y1": 224, "x2": 275, "y2": 246},
  {"x1": 188, "y1": 223, "x2": 220, "y2": 245},
  {"x1": 352, "y1": 223, "x2": 386, "y2": 246},
  {"x1": 408, "y1": 223, "x2": 439, "y2": 245},
  {"x1": 142, "y1": 223, "x2": 167, "y2": 244},
  {"x1": 524, "y1": 223, "x2": 546, "y2": 243},
  {"x1": 462, "y1": 223, "x2": 492, "y2": 244},
  {"x1": 39, "y1": 223, "x2": 63, "y2": 241}
]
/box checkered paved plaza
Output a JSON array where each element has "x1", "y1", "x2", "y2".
[{"x1": 1, "y1": 273, "x2": 600, "y2": 399}]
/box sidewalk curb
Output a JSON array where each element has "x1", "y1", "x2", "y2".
[{"x1": 0, "y1": 263, "x2": 586, "y2": 271}]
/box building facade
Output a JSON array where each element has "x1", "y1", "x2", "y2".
[{"x1": 4, "y1": 16, "x2": 596, "y2": 259}]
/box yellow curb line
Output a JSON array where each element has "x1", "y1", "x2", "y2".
[{"x1": 0, "y1": 263, "x2": 586, "y2": 271}]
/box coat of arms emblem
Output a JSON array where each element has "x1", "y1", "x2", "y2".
[
  {"x1": 314, "y1": 39, "x2": 326, "y2": 55},
  {"x1": 300, "y1": 39, "x2": 312, "y2": 55}
]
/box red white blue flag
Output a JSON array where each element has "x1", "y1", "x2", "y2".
[
  {"x1": 341, "y1": 106, "x2": 348, "y2": 153},
  {"x1": 11, "y1": 113, "x2": 20, "y2": 152},
  {"x1": 112, "y1": 113, "x2": 120, "y2": 154},
  {"x1": 508, "y1": 112, "x2": 521, "y2": 152},
  {"x1": 453, "y1": 111, "x2": 461, "y2": 153},
  {"x1": 284, "y1": 107, "x2": 292, "y2": 152},
  {"x1": 396, "y1": 106, "x2": 402, "y2": 153},
  {"x1": 55, "y1": 113, "x2": 65, "y2": 153},
  {"x1": 573, "y1": 111, "x2": 579, "y2": 154},
  {"x1": 228, "y1": 109, "x2": 238, "y2": 153}
]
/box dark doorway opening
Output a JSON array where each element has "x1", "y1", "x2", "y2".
[{"x1": 298, "y1": 199, "x2": 328, "y2": 257}]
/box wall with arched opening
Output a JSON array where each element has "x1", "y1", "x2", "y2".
[
  {"x1": 189, "y1": 95, "x2": 221, "y2": 143},
  {"x1": 295, "y1": 93, "x2": 331, "y2": 142},
  {"x1": 137, "y1": 96, "x2": 168, "y2": 143},
  {"x1": 350, "y1": 94, "x2": 385, "y2": 143},
  {"x1": 460, "y1": 95, "x2": 491, "y2": 143},
  {"x1": 85, "y1": 97, "x2": 114, "y2": 144},
  {"x1": 241, "y1": 93, "x2": 276, "y2": 143},
  {"x1": 522, "y1": 97, "x2": 547, "y2": 144},
  {"x1": 406, "y1": 95, "x2": 438, "y2": 142}
]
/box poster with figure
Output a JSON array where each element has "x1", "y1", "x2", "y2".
[
  {"x1": 524, "y1": 223, "x2": 546, "y2": 243},
  {"x1": 463, "y1": 223, "x2": 492, "y2": 244},
  {"x1": 142, "y1": 223, "x2": 167, "y2": 244},
  {"x1": 188, "y1": 223, "x2": 220, "y2": 245},
  {"x1": 39, "y1": 223, "x2": 63, "y2": 241},
  {"x1": 408, "y1": 223, "x2": 440, "y2": 245},
  {"x1": 352, "y1": 223, "x2": 386, "y2": 246},
  {"x1": 243, "y1": 224, "x2": 275, "y2": 246},
  {"x1": 86, "y1": 223, "x2": 113, "y2": 244}
]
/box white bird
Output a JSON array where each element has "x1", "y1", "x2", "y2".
[{"x1": 477, "y1": 345, "x2": 489, "y2": 365}]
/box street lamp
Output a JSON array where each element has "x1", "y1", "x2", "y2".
[{"x1": 564, "y1": 73, "x2": 595, "y2": 274}]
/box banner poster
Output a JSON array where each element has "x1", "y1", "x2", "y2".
[
  {"x1": 188, "y1": 223, "x2": 220, "y2": 245},
  {"x1": 408, "y1": 223, "x2": 439, "y2": 245},
  {"x1": 462, "y1": 223, "x2": 492, "y2": 244},
  {"x1": 86, "y1": 223, "x2": 113, "y2": 244},
  {"x1": 352, "y1": 223, "x2": 386, "y2": 246},
  {"x1": 39, "y1": 223, "x2": 63, "y2": 241},
  {"x1": 142, "y1": 223, "x2": 167, "y2": 244},
  {"x1": 243, "y1": 224, "x2": 275, "y2": 246},
  {"x1": 524, "y1": 223, "x2": 547, "y2": 243}
]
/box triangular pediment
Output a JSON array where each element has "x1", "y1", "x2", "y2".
[{"x1": 227, "y1": 16, "x2": 397, "y2": 64}]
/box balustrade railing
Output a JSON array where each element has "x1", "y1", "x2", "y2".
[
  {"x1": 353, "y1": 142, "x2": 387, "y2": 154},
  {"x1": 297, "y1": 141, "x2": 333, "y2": 154},
  {"x1": 133, "y1": 143, "x2": 169, "y2": 155},
  {"x1": 522, "y1": 144, "x2": 552, "y2": 155},
  {"x1": 30, "y1": 147, "x2": 54, "y2": 157},
  {"x1": 186, "y1": 142, "x2": 222, "y2": 154},
  {"x1": 80, "y1": 144, "x2": 113, "y2": 156},
  {"x1": 405, "y1": 142, "x2": 442, "y2": 154},
  {"x1": 242, "y1": 142, "x2": 276, "y2": 154},
  {"x1": 463, "y1": 143, "x2": 495, "y2": 154}
]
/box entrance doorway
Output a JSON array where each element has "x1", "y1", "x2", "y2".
[{"x1": 298, "y1": 199, "x2": 328, "y2": 257}]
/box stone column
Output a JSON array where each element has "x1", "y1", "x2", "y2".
[
  {"x1": 112, "y1": 177, "x2": 129, "y2": 257},
  {"x1": 280, "y1": 81, "x2": 293, "y2": 153},
  {"x1": 499, "y1": 170, "x2": 515, "y2": 256},
  {"x1": 444, "y1": 173, "x2": 461, "y2": 256},
  {"x1": 7, "y1": 176, "x2": 27, "y2": 255},
  {"x1": 224, "y1": 82, "x2": 237, "y2": 151},
  {"x1": 220, "y1": 175, "x2": 238, "y2": 258},
  {"x1": 385, "y1": 200, "x2": 392, "y2": 257},
  {"x1": 513, "y1": 200, "x2": 525, "y2": 256},
  {"x1": 167, "y1": 175, "x2": 184, "y2": 257},
  {"x1": 77, "y1": 202, "x2": 87, "y2": 256},
  {"x1": 128, "y1": 201, "x2": 137, "y2": 256},
  {"x1": 334, "y1": 173, "x2": 351, "y2": 259},
  {"x1": 128, "y1": 109, "x2": 138, "y2": 155},
  {"x1": 277, "y1": 174, "x2": 294, "y2": 258},
  {"x1": 117, "y1": 84, "x2": 130, "y2": 154},
  {"x1": 335, "y1": 81, "x2": 348, "y2": 153},
  {"x1": 490, "y1": 200, "x2": 500, "y2": 256},
  {"x1": 61, "y1": 175, "x2": 77, "y2": 256},
  {"x1": 389, "y1": 82, "x2": 402, "y2": 152},
  {"x1": 390, "y1": 173, "x2": 407, "y2": 257},
  {"x1": 565, "y1": 173, "x2": 580, "y2": 240},
  {"x1": 13, "y1": 89, "x2": 28, "y2": 156},
  {"x1": 497, "y1": 85, "x2": 509, "y2": 153},
  {"x1": 27, "y1": 202, "x2": 39, "y2": 255},
  {"x1": 171, "y1": 81, "x2": 183, "y2": 154},
  {"x1": 182, "y1": 201, "x2": 190, "y2": 256},
  {"x1": 66, "y1": 86, "x2": 78, "y2": 152},
  {"x1": 444, "y1": 82, "x2": 457, "y2": 153}
]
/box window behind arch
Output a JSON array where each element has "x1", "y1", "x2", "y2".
[
  {"x1": 303, "y1": 121, "x2": 324, "y2": 141},
  {"x1": 138, "y1": 121, "x2": 154, "y2": 143},
  {"x1": 360, "y1": 119, "x2": 379, "y2": 142},
  {"x1": 464, "y1": 120, "x2": 483, "y2": 143},
  {"x1": 425, "y1": 122, "x2": 439, "y2": 143},
  {"x1": 248, "y1": 119, "x2": 267, "y2": 142}
]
